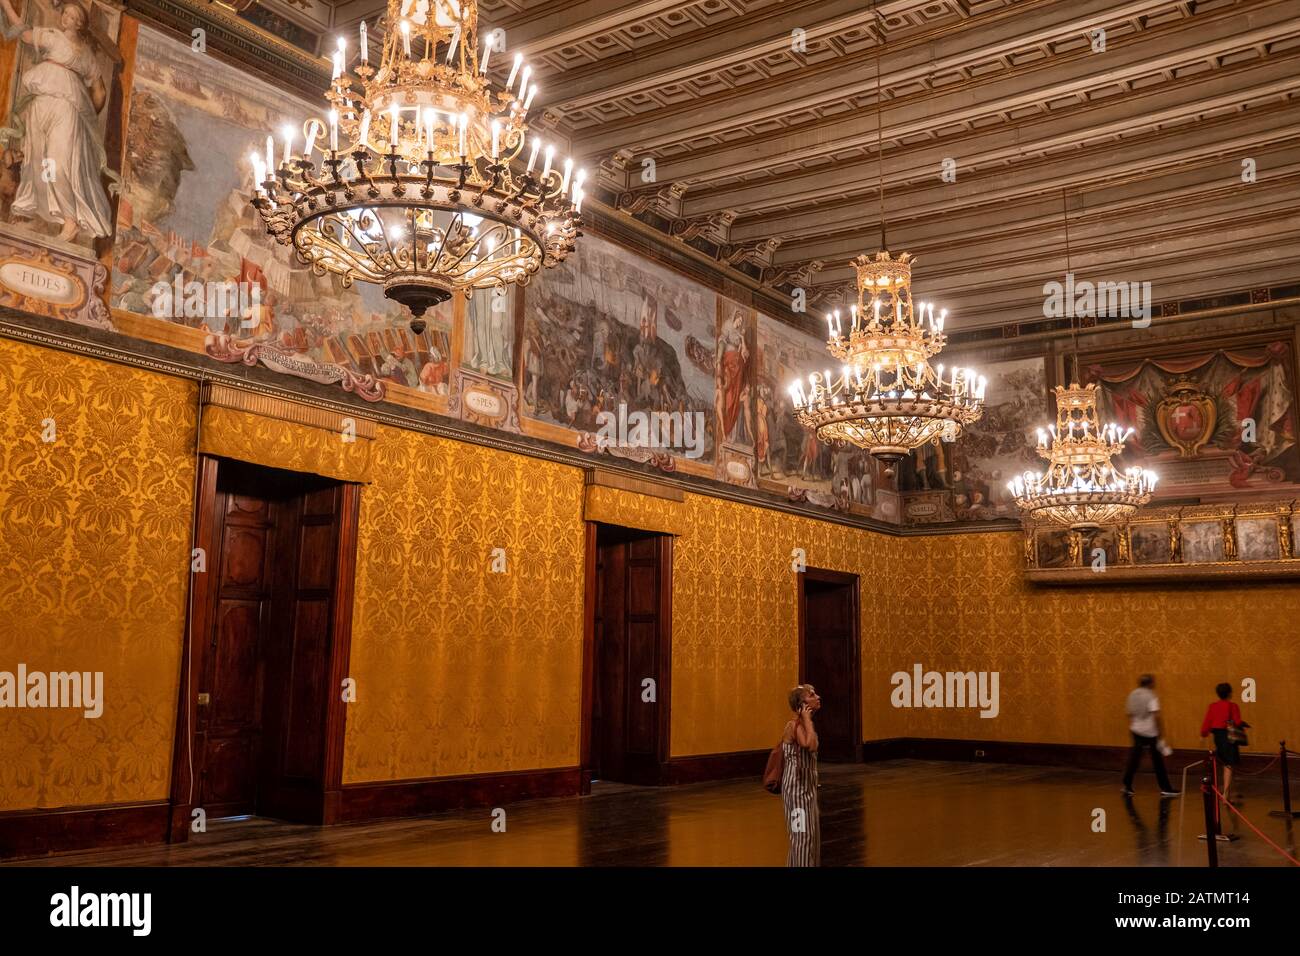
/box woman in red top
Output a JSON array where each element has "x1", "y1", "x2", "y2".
[{"x1": 1201, "y1": 682, "x2": 1248, "y2": 803}]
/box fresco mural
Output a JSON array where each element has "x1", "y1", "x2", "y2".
[
  {"x1": 1, "y1": 16, "x2": 1290, "y2": 532},
  {"x1": 0, "y1": 0, "x2": 125, "y2": 328},
  {"x1": 949, "y1": 355, "x2": 1049, "y2": 520},
  {"x1": 715, "y1": 301, "x2": 756, "y2": 486},
  {"x1": 462, "y1": 286, "x2": 514, "y2": 382},
  {"x1": 1086, "y1": 337, "x2": 1300, "y2": 501},
  {"x1": 520, "y1": 232, "x2": 717, "y2": 471},
  {"x1": 0, "y1": 0, "x2": 123, "y2": 251},
  {"x1": 109, "y1": 26, "x2": 452, "y2": 402},
  {"x1": 755, "y1": 312, "x2": 881, "y2": 515}
]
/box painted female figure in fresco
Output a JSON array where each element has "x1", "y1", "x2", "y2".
[
  {"x1": 0, "y1": 0, "x2": 118, "y2": 243},
  {"x1": 716, "y1": 307, "x2": 752, "y2": 446}
]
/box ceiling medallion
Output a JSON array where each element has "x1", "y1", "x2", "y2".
[
  {"x1": 1009, "y1": 382, "x2": 1157, "y2": 531},
  {"x1": 789, "y1": 250, "x2": 985, "y2": 474},
  {"x1": 248, "y1": 0, "x2": 585, "y2": 333}
]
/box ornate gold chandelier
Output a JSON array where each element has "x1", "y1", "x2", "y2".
[
  {"x1": 787, "y1": 5, "x2": 982, "y2": 475},
  {"x1": 249, "y1": 0, "x2": 584, "y2": 333},
  {"x1": 1009, "y1": 382, "x2": 1157, "y2": 530},
  {"x1": 789, "y1": 250, "x2": 985, "y2": 470},
  {"x1": 1009, "y1": 189, "x2": 1156, "y2": 530}
]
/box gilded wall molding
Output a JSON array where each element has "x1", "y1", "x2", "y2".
[
  {"x1": 1022, "y1": 499, "x2": 1300, "y2": 585},
  {"x1": 201, "y1": 382, "x2": 379, "y2": 440}
]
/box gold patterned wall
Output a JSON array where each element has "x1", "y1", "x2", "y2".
[
  {"x1": 672, "y1": 492, "x2": 906, "y2": 757},
  {"x1": 0, "y1": 338, "x2": 196, "y2": 811},
  {"x1": 6, "y1": 332, "x2": 1298, "y2": 816},
  {"x1": 342, "y1": 425, "x2": 586, "y2": 783},
  {"x1": 869, "y1": 531, "x2": 1300, "y2": 751}
]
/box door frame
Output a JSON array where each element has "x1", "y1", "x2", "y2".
[
  {"x1": 580, "y1": 522, "x2": 674, "y2": 790},
  {"x1": 796, "y1": 567, "x2": 863, "y2": 763},
  {"x1": 167, "y1": 454, "x2": 362, "y2": 840}
]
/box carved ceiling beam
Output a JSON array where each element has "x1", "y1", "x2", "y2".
[
  {"x1": 730, "y1": 107, "x2": 1300, "y2": 244},
  {"x1": 721, "y1": 237, "x2": 782, "y2": 270},
  {"x1": 764, "y1": 258, "x2": 825, "y2": 291},
  {"x1": 617, "y1": 182, "x2": 689, "y2": 219},
  {"x1": 666, "y1": 36, "x2": 1300, "y2": 210},
  {"x1": 565, "y1": 0, "x2": 1191, "y2": 156},
  {"x1": 484, "y1": 0, "x2": 692, "y2": 56},
  {"x1": 533, "y1": 0, "x2": 875, "y2": 112},
  {"x1": 670, "y1": 210, "x2": 738, "y2": 245},
  {"x1": 776, "y1": 155, "x2": 1300, "y2": 267}
]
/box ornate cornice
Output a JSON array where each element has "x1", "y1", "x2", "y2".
[{"x1": 123, "y1": 0, "x2": 328, "y2": 98}]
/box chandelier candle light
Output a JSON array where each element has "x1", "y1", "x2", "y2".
[
  {"x1": 249, "y1": 0, "x2": 585, "y2": 333},
  {"x1": 1008, "y1": 382, "x2": 1157, "y2": 530},
  {"x1": 789, "y1": 251, "x2": 985, "y2": 474}
]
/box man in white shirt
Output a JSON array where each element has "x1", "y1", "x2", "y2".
[{"x1": 1122, "y1": 674, "x2": 1179, "y2": 797}]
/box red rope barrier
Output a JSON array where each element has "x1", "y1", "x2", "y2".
[
  {"x1": 1210, "y1": 783, "x2": 1300, "y2": 866},
  {"x1": 1236, "y1": 751, "x2": 1284, "y2": 776}
]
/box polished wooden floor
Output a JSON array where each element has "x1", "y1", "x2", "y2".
[{"x1": 10, "y1": 760, "x2": 1296, "y2": 867}]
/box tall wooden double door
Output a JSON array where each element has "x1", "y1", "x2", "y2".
[{"x1": 179, "y1": 457, "x2": 358, "y2": 826}]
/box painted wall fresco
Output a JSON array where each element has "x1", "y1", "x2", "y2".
[
  {"x1": 0, "y1": 0, "x2": 124, "y2": 251},
  {"x1": 897, "y1": 356, "x2": 1049, "y2": 522},
  {"x1": 520, "y1": 231, "x2": 717, "y2": 474},
  {"x1": 755, "y1": 311, "x2": 891, "y2": 520},
  {"x1": 109, "y1": 25, "x2": 452, "y2": 401},
  {"x1": 1085, "y1": 337, "x2": 1300, "y2": 502},
  {"x1": 949, "y1": 355, "x2": 1049, "y2": 521},
  {"x1": 6, "y1": 18, "x2": 1294, "y2": 531}
]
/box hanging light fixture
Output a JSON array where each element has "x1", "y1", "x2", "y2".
[
  {"x1": 788, "y1": 3, "x2": 983, "y2": 474},
  {"x1": 249, "y1": 0, "x2": 585, "y2": 334},
  {"x1": 1008, "y1": 190, "x2": 1157, "y2": 530}
]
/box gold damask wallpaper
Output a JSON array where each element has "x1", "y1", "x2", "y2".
[
  {"x1": 873, "y1": 532, "x2": 1300, "y2": 752},
  {"x1": 671, "y1": 492, "x2": 905, "y2": 757},
  {"x1": 583, "y1": 484, "x2": 686, "y2": 536},
  {"x1": 5, "y1": 333, "x2": 1298, "y2": 816},
  {"x1": 342, "y1": 425, "x2": 587, "y2": 783},
  {"x1": 199, "y1": 405, "x2": 375, "y2": 485},
  {"x1": 0, "y1": 338, "x2": 196, "y2": 811}
]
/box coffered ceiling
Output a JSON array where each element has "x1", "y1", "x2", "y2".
[{"x1": 205, "y1": 0, "x2": 1300, "y2": 329}]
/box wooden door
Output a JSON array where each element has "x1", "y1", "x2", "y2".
[
  {"x1": 258, "y1": 481, "x2": 349, "y2": 821},
  {"x1": 799, "y1": 570, "x2": 861, "y2": 762},
  {"x1": 187, "y1": 459, "x2": 357, "y2": 825},
  {"x1": 591, "y1": 527, "x2": 670, "y2": 784},
  {"x1": 195, "y1": 480, "x2": 278, "y2": 818}
]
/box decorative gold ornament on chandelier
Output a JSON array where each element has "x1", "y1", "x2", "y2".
[{"x1": 248, "y1": 0, "x2": 586, "y2": 334}]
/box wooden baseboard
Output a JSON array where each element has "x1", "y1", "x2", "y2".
[
  {"x1": 0, "y1": 801, "x2": 170, "y2": 860},
  {"x1": 332, "y1": 767, "x2": 582, "y2": 824},
  {"x1": 661, "y1": 749, "x2": 768, "y2": 785},
  {"x1": 862, "y1": 737, "x2": 1282, "y2": 775}
]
